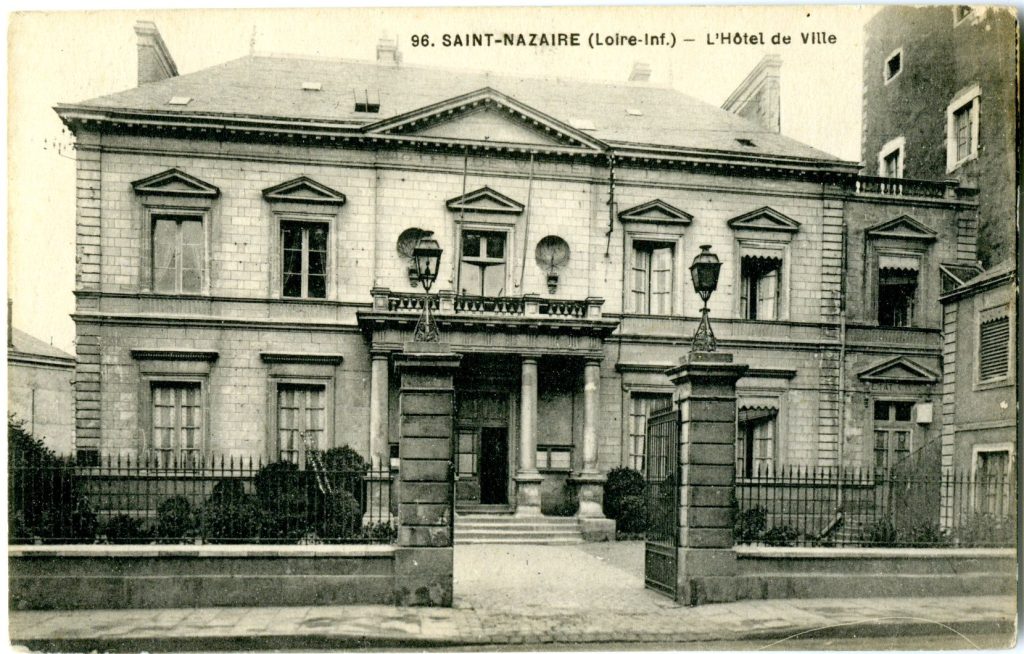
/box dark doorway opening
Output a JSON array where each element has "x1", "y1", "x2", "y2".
[{"x1": 479, "y1": 427, "x2": 509, "y2": 504}]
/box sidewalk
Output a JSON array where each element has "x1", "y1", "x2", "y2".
[{"x1": 9, "y1": 595, "x2": 1017, "y2": 651}]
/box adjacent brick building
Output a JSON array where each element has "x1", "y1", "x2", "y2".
[
  {"x1": 55, "y1": 26, "x2": 980, "y2": 517},
  {"x1": 861, "y1": 5, "x2": 1018, "y2": 267}
]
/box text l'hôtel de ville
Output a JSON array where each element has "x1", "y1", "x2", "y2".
[{"x1": 410, "y1": 31, "x2": 837, "y2": 49}]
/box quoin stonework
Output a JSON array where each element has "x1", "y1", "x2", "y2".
[{"x1": 56, "y1": 23, "x2": 984, "y2": 529}]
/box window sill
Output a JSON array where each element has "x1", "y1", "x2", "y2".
[
  {"x1": 946, "y1": 152, "x2": 978, "y2": 174},
  {"x1": 973, "y1": 377, "x2": 1014, "y2": 392}
]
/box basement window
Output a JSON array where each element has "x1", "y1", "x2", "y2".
[{"x1": 167, "y1": 96, "x2": 193, "y2": 106}]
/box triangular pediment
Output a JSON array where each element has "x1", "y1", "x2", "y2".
[
  {"x1": 447, "y1": 186, "x2": 524, "y2": 214},
  {"x1": 262, "y1": 176, "x2": 346, "y2": 205},
  {"x1": 366, "y1": 88, "x2": 605, "y2": 151},
  {"x1": 866, "y1": 215, "x2": 937, "y2": 241},
  {"x1": 131, "y1": 168, "x2": 220, "y2": 198},
  {"x1": 857, "y1": 356, "x2": 939, "y2": 384},
  {"x1": 727, "y1": 207, "x2": 801, "y2": 232},
  {"x1": 619, "y1": 200, "x2": 693, "y2": 225}
]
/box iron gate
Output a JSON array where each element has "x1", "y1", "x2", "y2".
[{"x1": 644, "y1": 404, "x2": 680, "y2": 599}]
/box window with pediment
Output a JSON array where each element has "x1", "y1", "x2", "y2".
[
  {"x1": 866, "y1": 216, "x2": 936, "y2": 328},
  {"x1": 728, "y1": 207, "x2": 799, "y2": 321},
  {"x1": 132, "y1": 168, "x2": 219, "y2": 295},
  {"x1": 618, "y1": 199, "x2": 691, "y2": 316}
]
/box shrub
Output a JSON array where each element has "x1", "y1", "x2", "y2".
[
  {"x1": 254, "y1": 461, "x2": 309, "y2": 542},
  {"x1": 604, "y1": 467, "x2": 646, "y2": 533},
  {"x1": 952, "y1": 514, "x2": 1016, "y2": 547},
  {"x1": 866, "y1": 518, "x2": 898, "y2": 546},
  {"x1": 761, "y1": 524, "x2": 800, "y2": 547},
  {"x1": 156, "y1": 496, "x2": 196, "y2": 542},
  {"x1": 201, "y1": 479, "x2": 261, "y2": 543},
  {"x1": 8, "y1": 416, "x2": 97, "y2": 543},
  {"x1": 616, "y1": 495, "x2": 647, "y2": 534},
  {"x1": 315, "y1": 446, "x2": 370, "y2": 515},
  {"x1": 103, "y1": 513, "x2": 149, "y2": 544},
  {"x1": 733, "y1": 506, "x2": 767, "y2": 544},
  {"x1": 317, "y1": 490, "x2": 362, "y2": 540}
]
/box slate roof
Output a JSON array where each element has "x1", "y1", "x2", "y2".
[
  {"x1": 9, "y1": 328, "x2": 75, "y2": 362},
  {"x1": 69, "y1": 54, "x2": 845, "y2": 163},
  {"x1": 940, "y1": 259, "x2": 1016, "y2": 302}
]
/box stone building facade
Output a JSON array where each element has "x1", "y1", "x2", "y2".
[
  {"x1": 56, "y1": 28, "x2": 979, "y2": 514},
  {"x1": 940, "y1": 260, "x2": 1016, "y2": 480},
  {"x1": 7, "y1": 312, "x2": 76, "y2": 455},
  {"x1": 861, "y1": 5, "x2": 1017, "y2": 267}
]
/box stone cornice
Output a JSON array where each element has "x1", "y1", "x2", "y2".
[
  {"x1": 55, "y1": 104, "x2": 865, "y2": 182},
  {"x1": 259, "y1": 352, "x2": 344, "y2": 365},
  {"x1": 615, "y1": 362, "x2": 795, "y2": 379},
  {"x1": 7, "y1": 350, "x2": 75, "y2": 369},
  {"x1": 130, "y1": 349, "x2": 219, "y2": 362}
]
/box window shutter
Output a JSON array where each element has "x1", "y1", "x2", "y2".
[{"x1": 979, "y1": 316, "x2": 1010, "y2": 381}]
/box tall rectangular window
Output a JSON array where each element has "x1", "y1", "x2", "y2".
[
  {"x1": 152, "y1": 383, "x2": 202, "y2": 466},
  {"x1": 878, "y1": 267, "x2": 917, "y2": 327},
  {"x1": 741, "y1": 256, "x2": 781, "y2": 320},
  {"x1": 882, "y1": 150, "x2": 901, "y2": 178},
  {"x1": 631, "y1": 242, "x2": 673, "y2": 315},
  {"x1": 975, "y1": 450, "x2": 1011, "y2": 515},
  {"x1": 873, "y1": 400, "x2": 913, "y2": 468},
  {"x1": 628, "y1": 393, "x2": 672, "y2": 471},
  {"x1": 281, "y1": 222, "x2": 328, "y2": 298},
  {"x1": 277, "y1": 385, "x2": 326, "y2": 463},
  {"x1": 153, "y1": 216, "x2": 204, "y2": 293},
  {"x1": 737, "y1": 407, "x2": 777, "y2": 477},
  {"x1": 946, "y1": 86, "x2": 980, "y2": 171},
  {"x1": 953, "y1": 103, "x2": 974, "y2": 161},
  {"x1": 459, "y1": 230, "x2": 506, "y2": 296},
  {"x1": 978, "y1": 315, "x2": 1010, "y2": 381}
]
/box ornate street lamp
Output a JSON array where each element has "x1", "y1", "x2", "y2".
[
  {"x1": 411, "y1": 233, "x2": 443, "y2": 342},
  {"x1": 689, "y1": 244, "x2": 722, "y2": 352}
]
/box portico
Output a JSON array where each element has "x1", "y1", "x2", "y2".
[{"x1": 357, "y1": 290, "x2": 618, "y2": 519}]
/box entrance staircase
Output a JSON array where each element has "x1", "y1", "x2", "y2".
[{"x1": 454, "y1": 506, "x2": 584, "y2": 544}]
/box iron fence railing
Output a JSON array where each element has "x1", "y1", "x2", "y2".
[
  {"x1": 9, "y1": 453, "x2": 397, "y2": 545},
  {"x1": 735, "y1": 465, "x2": 1016, "y2": 547}
]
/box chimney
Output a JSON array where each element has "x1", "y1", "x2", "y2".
[
  {"x1": 376, "y1": 36, "x2": 402, "y2": 66},
  {"x1": 721, "y1": 54, "x2": 782, "y2": 133},
  {"x1": 628, "y1": 62, "x2": 651, "y2": 82},
  {"x1": 135, "y1": 21, "x2": 179, "y2": 86}
]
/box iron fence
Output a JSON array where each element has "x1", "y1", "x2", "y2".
[
  {"x1": 735, "y1": 465, "x2": 1016, "y2": 547},
  {"x1": 9, "y1": 453, "x2": 397, "y2": 545}
]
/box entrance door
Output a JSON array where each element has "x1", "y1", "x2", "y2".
[
  {"x1": 456, "y1": 391, "x2": 510, "y2": 506},
  {"x1": 479, "y1": 427, "x2": 509, "y2": 504}
]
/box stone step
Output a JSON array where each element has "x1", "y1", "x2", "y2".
[
  {"x1": 456, "y1": 528, "x2": 585, "y2": 536},
  {"x1": 455, "y1": 515, "x2": 578, "y2": 523},
  {"x1": 455, "y1": 536, "x2": 584, "y2": 545},
  {"x1": 455, "y1": 524, "x2": 580, "y2": 532}
]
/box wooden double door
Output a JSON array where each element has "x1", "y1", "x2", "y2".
[{"x1": 456, "y1": 391, "x2": 510, "y2": 505}]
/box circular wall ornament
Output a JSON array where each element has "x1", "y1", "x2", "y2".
[
  {"x1": 535, "y1": 235, "x2": 571, "y2": 272},
  {"x1": 535, "y1": 236, "x2": 571, "y2": 293}
]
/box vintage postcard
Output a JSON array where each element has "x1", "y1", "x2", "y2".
[{"x1": 6, "y1": 5, "x2": 1018, "y2": 651}]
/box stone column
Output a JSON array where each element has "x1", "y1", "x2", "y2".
[
  {"x1": 364, "y1": 350, "x2": 392, "y2": 526},
  {"x1": 665, "y1": 351, "x2": 747, "y2": 606},
  {"x1": 515, "y1": 356, "x2": 543, "y2": 516},
  {"x1": 392, "y1": 342, "x2": 461, "y2": 607},
  {"x1": 572, "y1": 358, "x2": 615, "y2": 541}
]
